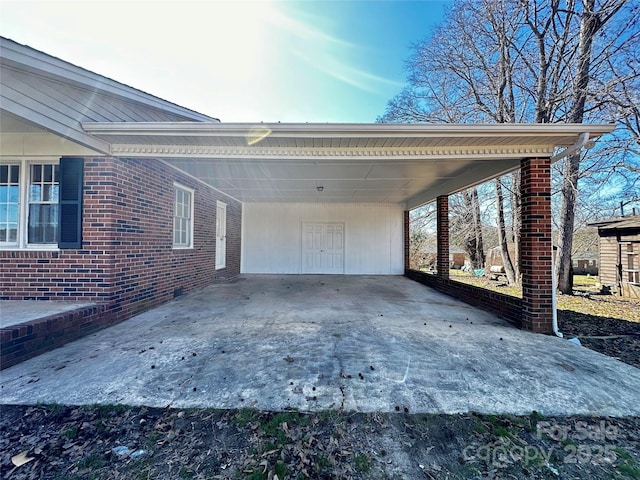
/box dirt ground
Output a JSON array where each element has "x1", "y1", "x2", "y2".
[
  {"x1": 2, "y1": 291, "x2": 639, "y2": 480},
  {"x1": 450, "y1": 272, "x2": 640, "y2": 369},
  {"x1": 2, "y1": 404, "x2": 639, "y2": 480},
  {"x1": 559, "y1": 305, "x2": 640, "y2": 369}
]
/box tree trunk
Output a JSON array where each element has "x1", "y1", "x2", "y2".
[
  {"x1": 471, "y1": 188, "x2": 485, "y2": 269},
  {"x1": 510, "y1": 171, "x2": 522, "y2": 283},
  {"x1": 460, "y1": 188, "x2": 485, "y2": 269},
  {"x1": 557, "y1": 0, "x2": 601, "y2": 294},
  {"x1": 557, "y1": 154, "x2": 581, "y2": 293},
  {"x1": 495, "y1": 179, "x2": 517, "y2": 285}
]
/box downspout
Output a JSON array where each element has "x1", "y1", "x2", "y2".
[
  {"x1": 549, "y1": 132, "x2": 590, "y2": 338},
  {"x1": 552, "y1": 246, "x2": 563, "y2": 338},
  {"x1": 550, "y1": 132, "x2": 590, "y2": 162}
]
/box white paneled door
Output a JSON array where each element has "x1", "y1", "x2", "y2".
[
  {"x1": 216, "y1": 201, "x2": 227, "y2": 269},
  {"x1": 302, "y1": 222, "x2": 344, "y2": 273}
]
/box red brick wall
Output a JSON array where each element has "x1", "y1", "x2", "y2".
[
  {"x1": 404, "y1": 210, "x2": 410, "y2": 271},
  {"x1": 405, "y1": 269, "x2": 522, "y2": 326},
  {"x1": 436, "y1": 196, "x2": 449, "y2": 279},
  {"x1": 520, "y1": 157, "x2": 553, "y2": 333},
  {"x1": 0, "y1": 156, "x2": 242, "y2": 321}
]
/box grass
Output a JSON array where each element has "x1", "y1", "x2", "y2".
[
  {"x1": 613, "y1": 447, "x2": 640, "y2": 479},
  {"x1": 76, "y1": 454, "x2": 108, "y2": 470},
  {"x1": 573, "y1": 274, "x2": 599, "y2": 289},
  {"x1": 7, "y1": 404, "x2": 639, "y2": 480},
  {"x1": 88, "y1": 403, "x2": 128, "y2": 418},
  {"x1": 354, "y1": 453, "x2": 372, "y2": 473},
  {"x1": 231, "y1": 409, "x2": 315, "y2": 478},
  {"x1": 262, "y1": 411, "x2": 310, "y2": 440},
  {"x1": 450, "y1": 272, "x2": 603, "y2": 297},
  {"x1": 482, "y1": 415, "x2": 515, "y2": 439},
  {"x1": 63, "y1": 425, "x2": 79, "y2": 440},
  {"x1": 448, "y1": 272, "x2": 640, "y2": 322},
  {"x1": 274, "y1": 460, "x2": 287, "y2": 478},
  {"x1": 36, "y1": 401, "x2": 64, "y2": 414},
  {"x1": 449, "y1": 270, "x2": 521, "y2": 297},
  {"x1": 178, "y1": 467, "x2": 195, "y2": 479},
  {"x1": 317, "y1": 454, "x2": 332, "y2": 471},
  {"x1": 244, "y1": 460, "x2": 287, "y2": 480},
  {"x1": 234, "y1": 407, "x2": 259, "y2": 427}
]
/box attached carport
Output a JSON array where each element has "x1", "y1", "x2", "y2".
[
  {"x1": 82, "y1": 122, "x2": 615, "y2": 332},
  {"x1": 2, "y1": 275, "x2": 639, "y2": 415}
]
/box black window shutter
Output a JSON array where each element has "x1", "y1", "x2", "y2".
[{"x1": 58, "y1": 157, "x2": 84, "y2": 249}]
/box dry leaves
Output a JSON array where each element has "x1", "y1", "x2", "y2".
[
  {"x1": 2, "y1": 405, "x2": 639, "y2": 480},
  {"x1": 11, "y1": 450, "x2": 34, "y2": 467}
]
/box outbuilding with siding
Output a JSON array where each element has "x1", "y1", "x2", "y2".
[{"x1": 590, "y1": 217, "x2": 640, "y2": 298}]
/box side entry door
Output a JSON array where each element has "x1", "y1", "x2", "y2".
[{"x1": 216, "y1": 201, "x2": 227, "y2": 269}]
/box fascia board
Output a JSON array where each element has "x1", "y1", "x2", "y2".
[{"x1": 81, "y1": 121, "x2": 615, "y2": 143}]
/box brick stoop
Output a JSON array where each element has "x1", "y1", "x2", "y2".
[{"x1": 0, "y1": 304, "x2": 110, "y2": 370}]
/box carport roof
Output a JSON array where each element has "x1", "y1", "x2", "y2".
[
  {"x1": 0, "y1": 37, "x2": 616, "y2": 209},
  {"x1": 82, "y1": 122, "x2": 614, "y2": 209}
]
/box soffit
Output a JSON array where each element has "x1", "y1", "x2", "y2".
[{"x1": 82, "y1": 122, "x2": 614, "y2": 209}]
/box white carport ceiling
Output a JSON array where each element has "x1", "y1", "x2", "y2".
[{"x1": 82, "y1": 122, "x2": 614, "y2": 209}]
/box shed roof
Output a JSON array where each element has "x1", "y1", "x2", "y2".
[{"x1": 589, "y1": 217, "x2": 640, "y2": 232}]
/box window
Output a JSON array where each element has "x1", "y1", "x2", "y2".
[
  {"x1": 29, "y1": 164, "x2": 60, "y2": 243},
  {"x1": 173, "y1": 184, "x2": 194, "y2": 248},
  {"x1": 0, "y1": 161, "x2": 61, "y2": 248},
  {"x1": 0, "y1": 164, "x2": 19, "y2": 243}
]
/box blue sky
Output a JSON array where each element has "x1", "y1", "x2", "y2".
[{"x1": 0, "y1": 0, "x2": 450, "y2": 123}]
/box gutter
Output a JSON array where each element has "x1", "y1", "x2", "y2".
[{"x1": 550, "y1": 132, "x2": 590, "y2": 162}]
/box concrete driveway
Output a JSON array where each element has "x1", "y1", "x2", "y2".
[{"x1": 1, "y1": 275, "x2": 639, "y2": 416}]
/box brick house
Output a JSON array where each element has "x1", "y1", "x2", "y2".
[{"x1": 1, "y1": 37, "x2": 614, "y2": 366}]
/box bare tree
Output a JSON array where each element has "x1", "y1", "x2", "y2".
[
  {"x1": 408, "y1": 205, "x2": 436, "y2": 270},
  {"x1": 464, "y1": 189, "x2": 486, "y2": 268},
  {"x1": 495, "y1": 178, "x2": 518, "y2": 284},
  {"x1": 380, "y1": 0, "x2": 639, "y2": 292},
  {"x1": 380, "y1": 0, "x2": 524, "y2": 283},
  {"x1": 556, "y1": 0, "x2": 631, "y2": 293},
  {"x1": 448, "y1": 189, "x2": 485, "y2": 269}
]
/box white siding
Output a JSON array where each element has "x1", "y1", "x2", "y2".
[{"x1": 242, "y1": 203, "x2": 404, "y2": 274}]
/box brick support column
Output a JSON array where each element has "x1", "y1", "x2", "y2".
[
  {"x1": 436, "y1": 195, "x2": 449, "y2": 279},
  {"x1": 520, "y1": 157, "x2": 553, "y2": 332},
  {"x1": 404, "y1": 210, "x2": 410, "y2": 272}
]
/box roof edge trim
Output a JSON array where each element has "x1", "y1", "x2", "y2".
[{"x1": 81, "y1": 122, "x2": 616, "y2": 139}]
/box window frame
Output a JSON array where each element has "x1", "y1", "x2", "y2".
[
  {"x1": 173, "y1": 183, "x2": 195, "y2": 249},
  {"x1": 27, "y1": 163, "x2": 60, "y2": 245},
  {"x1": 0, "y1": 158, "x2": 61, "y2": 250},
  {"x1": 0, "y1": 163, "x2": 20, "y2": 245}
]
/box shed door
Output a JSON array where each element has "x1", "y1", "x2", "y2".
[{"x1": 302, "y1": 222, "x2": 344, "y2": 274}]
